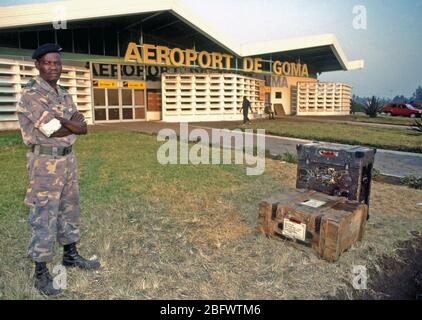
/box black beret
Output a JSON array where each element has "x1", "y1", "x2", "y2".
[{"x1": 32, "y1": 43, "x2": 62, "y2": 60}]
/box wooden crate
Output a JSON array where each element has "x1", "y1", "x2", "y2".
[{"x1": 258, "y1": 189, "x2": 368, "y2": 262}]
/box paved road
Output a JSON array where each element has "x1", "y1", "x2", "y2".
[{"x1": 96, "y1": 121, "x2": 422, "y2": 178}]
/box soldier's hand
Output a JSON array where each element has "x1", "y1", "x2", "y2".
[
  {"x1": 71, "y1": 112, "x2": 85, "y2": 123},
  {"x1": 56, "y1": 116, "x2": 86, "y2": 129},
  {"x1": 56, "y1": 116, "x2": 66, "y2": 124}
]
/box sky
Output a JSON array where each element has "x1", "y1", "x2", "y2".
[{"x1": 1, "y1": 0, "x2": 421, "y2": 98}]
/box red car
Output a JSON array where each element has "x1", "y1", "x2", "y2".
[{"x1": 383, "y1": 103, "x2": 422, "y2": 118}]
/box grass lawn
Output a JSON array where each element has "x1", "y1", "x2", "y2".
[
  {"x1": 245, "y1": 119, "x2": 422, "y2": 153},
  {"x1": 298, "y1": 113, "x2": 418, "y2": 126},
  {"x1": 347, "y1": 114, "x2": 418, "y2": 126},
  {"x1": 0, "y1": 129, "x2": 421, "y2": 299}
]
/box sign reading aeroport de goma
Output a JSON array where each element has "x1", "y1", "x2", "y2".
[{"x1": 124, "y1": 42, "x2": 309, "y2": 78}]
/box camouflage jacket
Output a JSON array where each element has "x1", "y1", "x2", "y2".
[{"x1": 17, "y1": 76, "x2": 78, "y2": 147}]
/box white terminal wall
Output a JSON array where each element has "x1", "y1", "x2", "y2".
[
  {"x1": 296, "y1": 82, "x2": 352, "y2": 116},
  {"x1": 162, "y1": 73, "x2": 266, "y2": 122},
  {"x1": 0, "y1": 58, "x2": 92, "y2": 130}
]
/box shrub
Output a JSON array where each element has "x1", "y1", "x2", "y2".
[
  {"x1": 411, "y1": 119, "x2": 422, "y2": 133},
  {"x1": 371, "y1": 168, "x2": 381, "y2": 179},
  {"x1": 400, "y1": 176, "x2": 422, "y2": 190},
  {"x1": 269, "y1": 152, "x2": 298, "y2": 164},
  {"x1": 350, "y1": 102, "x2": 365, "y2": 114},
  {"x1": 364, "y1": 96, "x2": 383, "y2": 118},
  {"x1": 280, "y1": 152, "x2": 298, "y2": 164}
]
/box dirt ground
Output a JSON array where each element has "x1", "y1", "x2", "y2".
[{"x1": 333, "y1": 234, "x2": 422, "y2": 300}]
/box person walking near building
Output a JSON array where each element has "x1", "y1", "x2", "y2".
[
  {"x1": 240, "y1": 96, "x2": 253, "y2": 124},
  {"x1": 17, "y1": 43, "x2": 101, "y2": 296}
]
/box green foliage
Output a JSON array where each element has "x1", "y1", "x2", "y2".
[
  {"x1": 364, "y1": 96, "x2": 383, "y2": 118},
  {"x1": 412, "y1": 86, "x2": 422, "y2": 101},
  {"x1": 353, "y1": 94, "x2": 390, "y2": 107},
  {"x1": 269, "y1": 152, "x2": 298, "y2": 164},
  {"x1": 400, "y1": 176, "x2": 422, "y2": 190},
  {"x1": 280, "y1": 152, "x2": 298, "y2": 164},
  {"x1": 350, "y1": 102, "x2": 365, "y2": 114},
  {"x1": 371, "y1": 168, "x2": 381, "y2": 179},
  {"x1": 411, "y1": 119, "x2": 422, "y2": 133},
  {"x1": 392, "y1": 95, "x2": 409, "y2": 103},
  {"x1": 353, "y1": 85, "x2": 422, "y2": 107}
]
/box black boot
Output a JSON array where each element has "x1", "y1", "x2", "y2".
[
  {"x1": 34, "y1": 262, "x2": 61, "y2": 296},
  {"x1": 63, "y1": 243, "x2": 100, "y2": 270}
]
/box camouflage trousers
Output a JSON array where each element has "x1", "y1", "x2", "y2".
[{"x1": 24, "y1": 150, "x2": 81, "y2": 262}]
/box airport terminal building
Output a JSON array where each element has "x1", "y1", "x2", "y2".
[{"x1": 0, "y1": 0, "x2": 364, "y2": 130}]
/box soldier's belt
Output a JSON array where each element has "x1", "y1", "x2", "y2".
[{"x1": 31, "y1": 145, "x2": 73, "y2": 156}]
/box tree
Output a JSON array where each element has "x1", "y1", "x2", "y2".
[
  {"x1": 350, "y1": 98, "x2": 365, "y2": 114},
  {"x1": 364, "y1": 96, "x2": 383, "y2": 118},
  {"x1": 392, "y1": 95, "x2": 408, "y2": 103},
  {"x1": 412, "y1": 86, "x2": 422, "y2": 101}
]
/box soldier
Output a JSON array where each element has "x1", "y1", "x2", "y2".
[
  {"x1": 240, "y1": 96, "x2": 253, "y2": 125},
  {"x1": 17, "y1": 43, "x2": 100, "y2": 296}
]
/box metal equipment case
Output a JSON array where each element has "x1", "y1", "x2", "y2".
[{"x1": 296, "y1": 143, "x2": 376, "y2": 207}]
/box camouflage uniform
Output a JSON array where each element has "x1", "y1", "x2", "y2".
[{"x1": 17, "y1": 76, "x2": 81, "y2": 263}]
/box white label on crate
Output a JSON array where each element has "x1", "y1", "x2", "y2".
[
  {"x1": 300, "y1": 199, "x2": 326, "y2": 208},
  {"x1": 282, "y1": 219, "x2": 306, "y2": 241}
]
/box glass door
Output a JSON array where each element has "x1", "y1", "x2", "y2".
[
  {"x1": 91, "y1": 62, "x2": 146, "y2": 123},
  {"x1": 93, "y1": 88, "x2": 107, "y2": 121},
  {"x1": 134, "y1": 89, "x2": 146, "y2": 120},
  {"x1": 122, "y1": 89, "x2": 134, "y2": 120},
  {"x1": 107, "y1": 88, "x2": 120, "y2": 121},
  {"x1": 93, "y1": 87, "x2": 146, "y2": 122}
]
